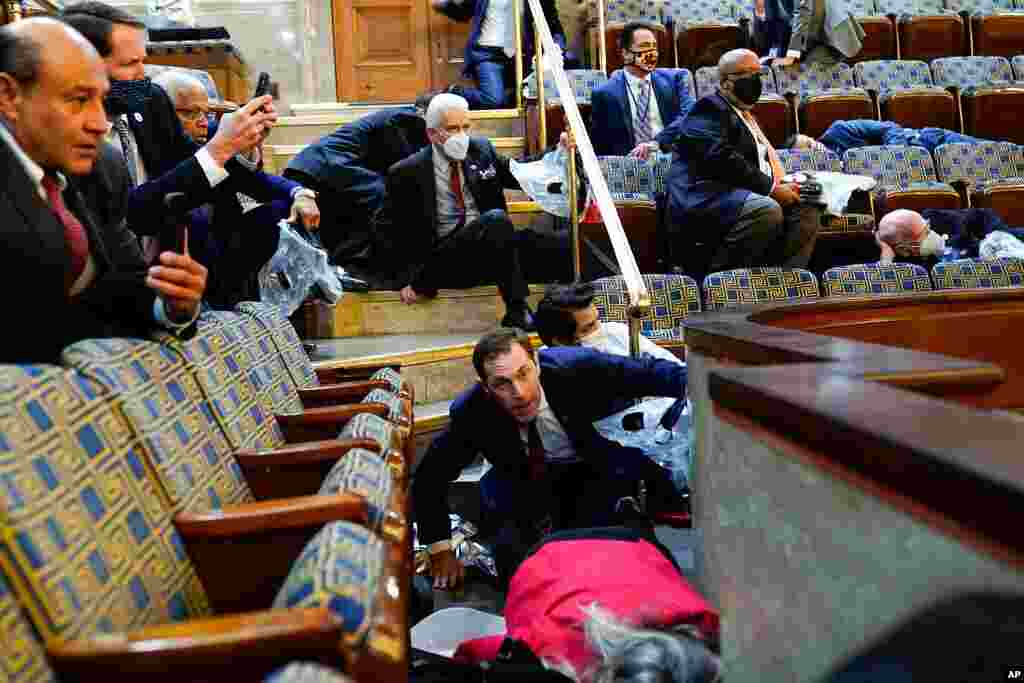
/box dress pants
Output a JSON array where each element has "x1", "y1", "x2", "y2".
[{"x1": 708, "y1": 194, "x2": 820, "y2": 273}]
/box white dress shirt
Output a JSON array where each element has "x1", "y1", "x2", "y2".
[
  {"x1": 518, "y1": 384, "x2": 580, "y2": 465},
  {"x1": 432, "y1": 146, "x2": 480, "y2": 239},
  {"x1": 724, "y1": 99, "x2": 774, "y2": 183},
  {"x1": 106, "y1": 113, "x2": 230, "y2": 189},
  {"x1": 477, "y1": 0, "x2": 516, "y2": 57},
  {"x1": 624, "y1": 69, "x2": 665, "y2": 142}
]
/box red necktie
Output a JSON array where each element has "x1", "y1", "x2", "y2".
[
  {"x1": 527, "y1": 420, "x2": 547, "y2": 482},
  {"x1": 449, "y1": 161, "x2": 466, "y2": 229},
  {"x1": 42, "y1": 174, "x2": 89, "y2": 294}
]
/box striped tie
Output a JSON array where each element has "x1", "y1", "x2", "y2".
[
  {"x1": 634, "y1": 80, "x2": 653, "y2": 145},
  {"x1": 113, "y1": 116, "x2": 138, "y2": 187}
]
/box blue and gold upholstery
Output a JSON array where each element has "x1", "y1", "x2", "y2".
[
  {"x1": 0, "y1": 365, "x2": 210, "y2": 641},
  {"x1": 606, "y1": 0, "x2": 663, "y2": 22},
  {"x1": 236, "y1": 302, "x2": 319, "y2": 390},
  {"x1": 362, "y1": 389, "x2": 410, "y2": 429},
  {"x1": 822, "y1": 263, "x2": 932, "y2": 296},
  {"x1": 1013, "y1": 55, "x2": 1024, "y2": 80},
  {"x1": 598, "y1": 155, "x2": 672, "y2": 204},
  {"x1": 931, "y1": 257, "x2": 1024, "y2": 289},
  {"x1": 944, "y1": 0, "x2": 1018, "y2": 14},
  {"x1": 934, "y1": 141, "x2": 1024, "y2": 192},
  {"x1": 663, "y1": 0, "x2": 735, "y2": 22},
  {"x1": 0, "y1": 571, "x2": 53, "y2": 682},
  {"x1": 853, "y1": 59, "x2": 953, "y2": 121},
  {"x1": 875, "y1": 0, "x2": 944, "y2": 14},
  {"x1": 591, "y1": 274, "x2": 701, "y2": 342},
  {"x1": 854, "y1": 59, "x2": 936, "y2": 93},
  {"x1": 342, "y1": 413, "x2": 406, "y2": 480},
  {"x1": 772, "y1": 61, "x2": 864, "y2": 99},
  {"x1": 61, "y1": 338, "x2": 251, "y2": 515},
  {"x1": 931, "y1": 56, "x2": 1015, "y2": 91},
  {"x1": 319, "y1": 448, "x2": 396, "y2": 535},
  {"x1": 273, "y1": 521, "x2": 384, "y2": 647},
  {"x1": 702, "y1": 268, "x2": 821, "y2": 310},
  {"x1": 776, "y1": 147, "x2": 843, "y2": 173},
  {"x1": 264, "y1": 663, "x2": 353, "y2": 683},
  {"x1": 522, "y1": 69, "x2": 607, "y2": 102},
  {"x1": 843, "y1": 145, "x2": 961, "y2": 207}
]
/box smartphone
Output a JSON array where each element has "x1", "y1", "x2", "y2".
[{"x1": 253, "y1": 71, "x2": 272, "y2": 110}]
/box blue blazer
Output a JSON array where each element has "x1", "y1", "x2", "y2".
[
  {"x1": 411, "y1": 346, "x2": 688, "y2": 545},
  {"x1": 663, "y1": 92, "x2": 774, "y2": 245},
  {"x1": 590, "y1": 69, "x2": 695, "y2": 157}
]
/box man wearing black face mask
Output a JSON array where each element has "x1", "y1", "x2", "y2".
[
  {"x1": 590, "y1": 22, "x2": 694, "y2": 158},
  {"x1": 660, "y1": 49, "x2": 819, "y2": 275}
]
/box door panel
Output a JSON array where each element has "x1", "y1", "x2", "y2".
[{"x1": 429, "y1": 8, "x2": 475, "y2": 90}]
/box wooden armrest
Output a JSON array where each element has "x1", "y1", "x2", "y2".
[
  {"x1": 277, "y1": 403, "x2": 388, "y2": 443},
  {"x1": 176, "y1": 493, "x2": 368, "y2": 538},
  {"x1": 48, "y1": 607, "x2": 342, "y2": 682},
  {"x1": 298, "y1": 380, "x2": 388, "y2": 407},
  {"x1": 314, "y1": 364, "x2": 401, "y2": 385},
  {"x1": 236, "y1": 438, "x2": 381, "y2": 499}
]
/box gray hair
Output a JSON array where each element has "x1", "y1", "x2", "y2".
[
  {"x1": 425, "y1": 92, "x2": 468, "y2": 129},
  {"x1": 718, "y1": 48, "x2": 757, "y2": 77},
  {"x1": 549, "y1": 604, "x2": 720, "y2": 683},
  {"x1": 152, "y1": 70, "x2": 207, "y2": 105}
]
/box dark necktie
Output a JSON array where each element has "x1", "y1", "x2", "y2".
[
  {"x1": 42, "y1": 174, "x2": 89, "y2": 294},
  {"x1": 527, "y1": 420, "x2": 547, "y2": 482},
  {"x1": 634, "y1": 80, "x2": 653, "y2": 144},
  {"x1": 113, "y1": 116, "x2": 138, "y2": 187},
  {"x1": 449, "y1": 160, "x2": 466, "y2": 230}
]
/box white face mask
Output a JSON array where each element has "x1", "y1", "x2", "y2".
[
  {"x1": 577, "y1": 321, "x2": 608, "y2": 350},
  {"x1": 919, "y1": 230, "x2": 947, "y2": 258},
  {"x1": 442, "y1": 132, "x2": 470, "y2": 161}
]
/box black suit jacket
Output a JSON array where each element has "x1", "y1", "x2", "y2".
[
  {"x1": 0, "y1": 139, "x2": 183, "y2": 363},
  {"x1": 381, "y1": 137, "x2": 520, "y2": 287}
]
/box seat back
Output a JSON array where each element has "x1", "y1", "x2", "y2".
[
  {"x1": 61, "y1": 338, "x2": 252, "y2": 514},
  {"x1": 844, "y1": 0, "x2": 883, "y2": 15},
  {"x1": 0, "y1": 364, "x2": 210, "y2": 642},
  {"x1": 702, "y1": 268, "x2": 821, "y2": 310},
  {"x1": 772, "y1": 61, "x2": 859, "y2": 97},
  {"x1": 663, "y1": 0, "x2": 735, "y2": 22},
  {"x1": 876, "y1": 0, "x2": 945, "y2": 14},
  {"x1": 236, "y1": 302, "x2": 319, "y2": 390},
  {"x1": 1013, "y1": 54, "x2": 1024, "y2": 79},
  {"x1": 934, "y1": 141, "x2": 1024, "y2": 190},
  {"x1": 598, "y1": 154, "x2": 671, "y2": 201},
  {"x1": 606, "y1": 0, "x2": 664, "y2": 22},
  {"x1": 930, "y1": 56, "x2": 1015, "y2": 90},
  {"x1": 944, "y1": 0, "x2": 1017, "y2": 14},
  {"x1": 0, "y1": 570, "x2": 54, "y2": 682},
  {"x1": 727, "y1": 0, "x2": 759, "y2": 20},
  {"x1": 776, "y1": 148, "x2": 844, "y2": 173},
  {"x1": 591, "y1": 273, "x2": 702, "y2": 341},
  {"x1": 319, "y1": 448, "x2": 398, "y2": 535},
  {"x1": 694, "y1": 65, "x2": 777, "y2": 97},
  {"x1": 931, "y1": 256, "x2": 1024, "y2": 288},
  {"x1": 842, "y1": 145, "x2": 941, "y2": 187},
  {"x1": 854, "y1": 59, "x2": 935, "y2": 91},
  {"x1": 822, "y1": 263, "x2": 933, "y2": 295},
  {"x1": 522, "y1": 69, "x2": 608, "y2": 102}
]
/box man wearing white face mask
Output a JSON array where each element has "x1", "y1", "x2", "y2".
[
  {"x1": 876, "y1": 209, "x2": 946, "y2": 264},
  {"x1": 382, "y1": 93, "x2": 566, "y2": 330}
]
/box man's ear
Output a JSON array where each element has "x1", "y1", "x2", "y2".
[{"x1": 0, "y1": 73, "x2": 23, "y2": 122}]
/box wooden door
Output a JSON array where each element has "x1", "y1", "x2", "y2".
[
  {"x1": 428, "y1": 6, "x2": 475, "y2": 91},
  {"x1": 333, "y1": 0, "x2": 432, "y2": 102}
]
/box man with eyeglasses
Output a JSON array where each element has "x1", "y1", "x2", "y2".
[
  {"x1": 661, "y1": 48, "x2": 820, "y2": 274},
  {"x1": 590, "y1": 21, "x2": 694, "y2": 158},
  {"x1": 412, "y1": 327, "x2": 688, "y2": 590}
]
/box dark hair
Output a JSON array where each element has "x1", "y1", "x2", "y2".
[
  {"x1": 782, "y1": 133, "x2": 798, "y2": 149},
  {"x1": 0, "y1": 25, "x2": 43, "y2": 88},
  {"x1": 619, "y1": 21, "x2": 658, "y2": 52},
  {"x1": 61, "y1": 1, "x2": 145, "y2": 57},
  {"x1": 472, "y1": 328, "x2": 534, "y2": 382},
  {"x1": 534, "y1": 283, "x2": 596, "y2": 347},
  {"x1": 414, "y1": 89, "x2": 441, "y2": 113}
]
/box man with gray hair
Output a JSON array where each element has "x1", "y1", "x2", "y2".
[
  {"x1": 151, "y1": 69, "x2": 210, "y2": 144},
  {"x1": 661, "y1": 48, "x2": 819, "y2": 275},
  {"x1": 381, "y1": 92, "x2": 566, "y2": 330}
]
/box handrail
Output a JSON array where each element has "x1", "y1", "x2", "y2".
[{"x1": 597, "y1": 0, "x2": 608, "y2": 74}]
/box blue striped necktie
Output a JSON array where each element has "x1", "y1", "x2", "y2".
[{"x1": 634, "y1": 80, "x2": 653, "y2": 144}]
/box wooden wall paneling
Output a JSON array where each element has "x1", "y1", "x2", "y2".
[{"x1": 428, "y1": 0, "x2": 474, "y2": 91}]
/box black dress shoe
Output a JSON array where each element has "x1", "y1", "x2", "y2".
[
  {"x1": 501, "y1": 307, "x2": 536, "y2": 332},
  {"x1": 336, "y1": 270, "x2": 371, "y2": 292}
]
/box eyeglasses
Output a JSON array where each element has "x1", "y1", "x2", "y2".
[{"x1": 176, "y1": 107, "x2": 210, "y2": 122}]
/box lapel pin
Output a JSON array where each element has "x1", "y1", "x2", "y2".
[{"x1": 134, "y1": 112, "x2": 143, "y2": 123}]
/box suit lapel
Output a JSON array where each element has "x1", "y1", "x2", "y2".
[
  {"x1": 613, "y1": 72, "x2": 636, "y2": 147},
  {"x1": 414, "y1": 146, "x2": 437, "y2": 233},
  {"x1": 652, "y1": 71, "x2": 674, "y2": 124}
]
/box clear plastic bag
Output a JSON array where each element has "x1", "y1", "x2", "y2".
[
  {"x1": 592, "y1": 398, "x2": 692, "y2": 494},
  {"x1": 980, "y1": 230, "x2": 1024, "y2": 259},
  {"x1": 509, "y1": 146, "x2": 570, "y2": 218},
  {"x1": 258, "y1": 220, "x2": 344, "y2": 317}
]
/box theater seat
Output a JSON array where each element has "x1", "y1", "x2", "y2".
[
  {"x1": 876, "y1": 0, "x2": 966, "y2": 62},
  {"x1": 665, "y1": 0, "x2": 745, "y2": 71},
  {"x1": 702, "y1": 267, "x2": 821, "y2": 311},
  {"x1": 931, "y1": 256, "x2": 1024, "y2": 288},
  {"x1": 931, "y1": 56, "x2": 1024, "y2": 144},
  {"x1": 590, "y1": 4, "x2": 673, "y2": 76},
  {"x1": 843, "y1": 0, "x2": 898, "y2": 63},
  {"x1": 695, "y1": 65, "x2": 792, "y2": 146},
  {"x1": 934, "y1": 141, "x2": 1024, "y2": 225},
  {"x1": 591, "y1": 273, "x2": 702, "y2": 343},
  {"x1": 853, "y1": 59, "x2": 958, "y2": 130},
  {"x1": 523, "y1": 69, "x2": 607, "y2": 153},
  {"x1": 822, "y1": 262, "x2": 933, "y2": 295},
  {"x1": 776, "y1": 148, "x2": 877, "y2": 235},
  {"x1": 1013, "y1": 54, "x2": 1024, "y2": 79},
  {"x1": 843, "y1": 145, "x2": 963, "y2": 216},
  {"x1": 946, "y1": 0, "x2": 1024, "y2": 59},
  {"x1": 0, "y1": 571, "x2": 54, "y2": 681},
  {"x1": 772, "y1": 62, "x2": 876, "y2": 139}
]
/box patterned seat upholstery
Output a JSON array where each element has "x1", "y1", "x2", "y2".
[
  {"x1": 843, "y1": 145, "x2": 962, "y2": 212},
  {"x1": 822, "y1": 263, "x2": 932, "y2": 295},
  {"x1": 1014, "y1": 54, "x2": 1024, "y2": 80},
  {"x1": 853, "y1": 60, "x2": 957, "y2": 129},
  {"x1": 264, "y1": 663, "x2": 353, "y2": 683},
  {"x1": 0, "y1": 364, "x2": 211, "y2": 641},
  {"x1": 522, "y1": 69, "x2": 607, "y2": 102},
  {"x1": 772, "y1": 62, "x2": 875, "y2": 139},
  {"x1": 931, "y1": 57, "x2": 1024, "y2": 143},
  {"x1": 876, "y1": 0, "x2": 967, "y2": 61},
  {"x1": 664, "y1": 0, "x2": 743, "y2": 70},
  {"x1": 776, "y1": 148, "x2": 877, "y2": 234},
  {"x1": 273, "y1": 521, "x2": 385, "y2": 647},
  {"x1": 598, "y1": 155, "x2": 671, "y2": 203},
  {"x1": 524, "y1": 68, "x2": 609, "y2": 151},
  {"x1": 591, "y1": 273, "x2": 702, "y2": 342},
  {"x1": 933, "y1": 141, "x2": 1024, "y2": 191},
  {"x1": 0, "y1": 571, "x2": 54, "y2": 682},
  {"x1": 931, "y1": 56, "x2": 1016, "y2": 91},
  {"x1": 931, "y1": 257, "x2": 1024, "y2": 288},
  {"x1": 695, "y1": 65, "x2": 791, "y2": 146},
  {"x1": 702, "y1": 268, "x2": 821, "y2": 310},
  {"x1": 841, "y1": 0, "x2": 898, "y2": 62},
  {"x1": 341, "y1": 413, "x2": 408, "y2": 480},
  {"x1": 319, "y1": 448, "x2": 403, "y2": 540},
  {"x1": 944, "y1": 0, "x2": 1019, "y2": 14}
]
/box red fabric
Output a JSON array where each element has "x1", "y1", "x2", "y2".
[
  {"x1": 456, "y1": 538, "x2": 719, "y2": 675},
  {"x1": 42, "y1": 175, "x2": 89, "y2": 292},
  {"x1": 449, "y1": 161, "x2": 466, "y2": 229},
  {"x1": 453, "y1": 634, "x2": 504, "y2": 663}
]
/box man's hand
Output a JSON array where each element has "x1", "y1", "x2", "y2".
[
  {"x1": 771, "y1": 182, "x2": 800, "y2": 207},
  {"x1": 206, "y1": 95, "x2": 278, "y2": 165},
  {"x1": 430, "y1": 548, "x2": 465, "y2": 590},
  {"x1": 628, "y1": 141, "x2": 659, "y2": 160},
  {"x1": 148, "y1": 249, "x2": 207, "y2": 324},
  {"x1": 772, "y1": 55, "x2": 797, "y2": 67},
  {"x1": 558, "y1": 130, "x2": 577, "y2": 153},
  {"x1": 400, "y1": 284, "x2": 420, "y2": 305},
  {"x1": 289, "y1": 193, "x2": 320, "y2": 230},
  {"x1": 430, "y1": 0, "x2": 446, "y2": 9}
]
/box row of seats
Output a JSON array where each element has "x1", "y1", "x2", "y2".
[
  {"x1": 0, "y1": 303, "x2": 411, "y2": 681},
  {"x1": 590, "y1": 258, "x2": 1024, "y2": 342}
]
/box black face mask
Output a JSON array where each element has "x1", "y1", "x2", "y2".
[
  {"x1": 730, "y1": 74, "x2": 763, "y2": 107},
  {"x1": 105, "y1": 77, "x2": 154, "y2": 116}
]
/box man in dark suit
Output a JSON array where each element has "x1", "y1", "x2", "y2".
[
  {"x1": 0, "y1": 19, "x2": 206, "y2": 363},
  {"x1": 662, "y1": 49, "x2": 818, "y2": 274},
  {"x1": 381, "y1": 93, "x2": 565, "y2": 330},
  {"x1": 413, "y1": 328, "x2": 687, "y2": 589},
  {"x1": 432, "y1": 0, "x2": 567, "y2": 109},
  {"x1": 283, "y1": 98, "x2": 432, "y2": 268},
  {"x1": 590, "y1": 22, "x2": 695, "y2": 158}
]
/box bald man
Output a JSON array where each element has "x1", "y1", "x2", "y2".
[
  {"x1": 661, "y1": 49, "x2": 820, "y2": 275},
  {"x1": 0, "y1": 19, "x2": 206, "y2": 362}
]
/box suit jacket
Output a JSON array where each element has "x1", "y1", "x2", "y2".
[
  {"x1": 381, "y1": 137, "x2": 520, "y2": 289},
  {"x1": 788, "y1": 0, "x2": 864, "y2": 60},
  {"x1": 437, "y1": 0, "x2": 565, "y2": 76},
  {"x1": 412, "y1": 346, "x2": 688, "y2": 545},
  {"x1": 590, "y1": 69, "x2": 695, "y2": 157},
  {"x1": 0, "y1": 139, "x2": 182, "y2": 363},
  {"x1": 664, "y1": 92, "x2": 774, "y2": 245}
]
